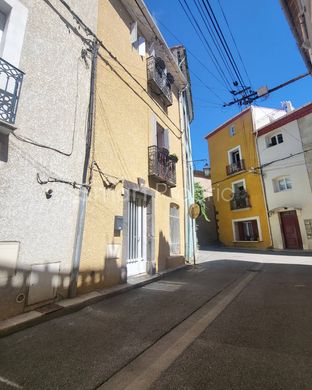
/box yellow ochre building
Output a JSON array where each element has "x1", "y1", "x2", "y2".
[
  {"x1": 206, "y1": 106, "x2": 277, "y2": 249},
  {"x1": 75, "y1": 0, "x2": 193, "y2": 293}
]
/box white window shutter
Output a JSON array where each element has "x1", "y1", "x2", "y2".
[
  {"x1": 150, "y1": 115, "x2": 157, "y2": 146},
  {"x1": 130, "y1": 21, "x2": 138, "y2": 44},
  {"x1": 138, "y1": 36, "x2": 146, "y2": 56},
  {"x1": 164, "y1": 128, "x2": 170, "y2": 151}
]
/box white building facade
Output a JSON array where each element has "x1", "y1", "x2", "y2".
[
  {"x1": 0, "y1": 0, "x2": 98, "y2": 320},
  {"x1": 257, "y1": 103, "x2": 312, "y2": 250}
]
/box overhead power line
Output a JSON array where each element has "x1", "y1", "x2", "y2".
[
  {"x1": 223, "y1": 71, "x2": 312, "y2": 107},
  {"x1": 178, "y1": 0, "x2": 233, "y2": 90}
]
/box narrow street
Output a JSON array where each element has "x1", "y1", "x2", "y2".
[{"x1": 1, "y1": 249, "x2": 312, "y2": 390}]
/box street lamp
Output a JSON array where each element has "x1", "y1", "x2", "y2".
[
  {"x1": 188, "y1": 159, "x2": 210, "y2": 177},
  {"x1": 203, "y1": 163, "x2": 210, "y2": 177}
]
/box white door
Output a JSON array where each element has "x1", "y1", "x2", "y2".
[{"x1": 127, "y1": 193, "x2": 147, "y2": 276}]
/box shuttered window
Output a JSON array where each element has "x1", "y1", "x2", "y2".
[
  {"x1": 234, "y1": 219, "x2": 259, "y2": 241},
  {"x1": 170, "y1": 204, "x2": 180, "y2": 255}
]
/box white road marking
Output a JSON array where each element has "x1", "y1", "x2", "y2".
[{"x1": 0, "y1": 376, "x2": 22, "y2": 389}]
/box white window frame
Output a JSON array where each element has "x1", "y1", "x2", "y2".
[
  {"x1": 0, "y1": 0, "x2": 28, "y2": 68},
  {"x1": 273, "y1": 176, "x2": 292, "y2": 192},
  {"x1": 169, "y1": 204, "x2": 180, "y2": 255},
  {"x1": 232, "y1": 216, "x2": 262, "y2": 242},
  {"x1": 266, "y1": 132, "x2": 284, "y2": 148},
  {"x1": 227, "y1": 145, "x2": 242, "y2": 165},
  {"x1": 231, "y1": 178, "x2": 246, "y2": 193}
]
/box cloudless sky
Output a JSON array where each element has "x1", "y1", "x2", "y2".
[{"x1": 145, "y1": 0, "x2": 312, "y2": 169}]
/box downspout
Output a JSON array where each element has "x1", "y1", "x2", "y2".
[
  {"x1": 178, "y1": 86, "x2": 191, "y2": 262},
  {"x1": 253, "y1": 109, "x2": 273, "y2": 248},
  {"x1": 69, "y1": 41, "x2": 99, "y2": 297}
]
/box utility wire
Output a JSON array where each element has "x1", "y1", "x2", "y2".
[
  {"x1": 155, "y1": 18, "x2": 228, "y2": 90},
  {"x1": 202, "y1": 0, "x2": 247, "y2": 90},
  {"x1": 177, "y1": 0, "x2": 233, "y2": 90},
  {"x1": 193, "y1": 0, "x2": 237, "y2": 84},
  {"x1": 217, "y1": 0, "x2": 252, "y2": 87}
]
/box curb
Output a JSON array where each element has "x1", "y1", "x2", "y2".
[{"x1": 0, "y1": 264, "x2": 191, "y2": 338}]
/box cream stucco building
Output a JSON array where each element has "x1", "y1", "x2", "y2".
[{"x1": 257, "y1": 103, "x2": 312, "y2": 250}]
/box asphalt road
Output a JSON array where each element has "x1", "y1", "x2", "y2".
[{"x1": 1, "y1": 250, "x2": 312, "y2": 390}]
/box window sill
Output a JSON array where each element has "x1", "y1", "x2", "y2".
[
  {"x1": 227, "y1": 169, "x2": 246, "y2": 177},
  {"x1": 232, "y1": 207, "x2": 251, "y2": 212},
  {"x1": 232, "y1": 240, "x2": 262, "y2": 243},
  {"x1": 0, "y1": 120, "x2": 16, "y2": 135}
]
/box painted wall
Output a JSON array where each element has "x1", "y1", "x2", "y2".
[
  {"x1": 78, "y1": 0, "x2": 186, "y2": 293},
  {"x1": 298, "y1": 113, "x2": 312, "y2": 191},
  {"x1": 257, "y1": 116, "x2": 312, "y2": 249},
  {"x1": 0, "y1": 0, "x2": 98, "y2": 320},
  {"x1": 207, "y1": 109, "x2": 272, "y2": 249}
]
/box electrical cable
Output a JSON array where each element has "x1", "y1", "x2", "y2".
[
  {"x1": 217, "y1": 0, "x2": 253, "y2": 87},
  {"x1": 194, "y1": 0, "x2": 238, "y2": 85},
  {"x1": 202, "y1": 0, "x2": 247, "y2": 91},
  {"x1": 177, "y1": 0, "x2": 233, "y2": 91}
]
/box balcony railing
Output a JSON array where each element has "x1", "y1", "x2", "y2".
[
  {"x1": 230, "y1": 190, "x2": 250, "y2": 210},
  {"x1": 147, "y1": 56, "x2": 173, "y2": 107},
  {"x1": 226, "y1": 159, "x2": 245, "y2": 175},
  {"x1": 148, "y1": 145, "x2": 176, "y2": 188},
  {"x1": 0, "y1": 57, "x2": 24, "y2": 125}
]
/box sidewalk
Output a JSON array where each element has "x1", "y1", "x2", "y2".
[{"x1": 0, "y1": 264, "x2": 189, "y2": 338}]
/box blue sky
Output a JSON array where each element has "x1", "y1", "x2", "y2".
[{"x1": 145, "y1": 0, "x2": 312, "y2": 168}]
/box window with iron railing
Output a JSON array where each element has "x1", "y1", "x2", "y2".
[
  {"x1": 147, "y1": 56, "x2": 173, "y2": 107},
  {"x1": 0, "y1": 57, "x2": 24, "y2": 126},
  {"x1": 226, "y1": 159, "x2": 245, "y2": 175},
  {"x1": 148, "y1": 145, "x2": 176, "y2": 188},
  {"x1": 230, "y1": 190, "x2": 250, "y2": 210}
]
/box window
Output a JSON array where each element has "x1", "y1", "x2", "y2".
[
  {"x1": 274, "y1": 176, "x2": 292, "y2": 192},
  {"x1": 156, "y1": 123, "x2": 169, "y2": 150},
  {"x1": 230, "y1": 149, "x2": 241, "y2": 164},
  {"x1": 229, "y1": 126, "x2": 235, "y2": 136},
  {"x1": 130, "y1": 21, "x2": 146, "y2": 56},
  {"x1": 233, "y1": 219, "x2": 260, "y2": 241},
  {"x1": 0, "y1": 11, "x2": 6, "y2": 46},
  {"x1": 232, "y1": 180, "x2": 245, "y2": 193},
  {"x1": 170, "y1": 204, "x2": 180, "y2": 255},
  {"x1": 268, "y1": 133, "x2": 283, "y2": 147}
]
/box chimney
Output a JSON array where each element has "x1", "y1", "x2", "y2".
[{"x1": 281, "y1": 101, "x2": 295, "y2": 113}]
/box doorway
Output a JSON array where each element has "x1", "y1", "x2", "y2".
[
  {"x1": 127, "y1": 192, "x2": 147, "y2": 276},
  {"x1": 280, "y1": 211, "x2": 303, "y2": 249}
]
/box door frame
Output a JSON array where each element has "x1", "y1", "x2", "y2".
[
  {"x1": 279, "y1": 210, "x2": 303, "y2": 250},
  {"x1": 122, "y1": 180, "x2": 155, "y2": 277}
]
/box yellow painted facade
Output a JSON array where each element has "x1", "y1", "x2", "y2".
[
  {"x1": 77, "y1": 0, "x2": 186, "y2": 293},
  {"x1": 207, "y1": 108, "x2": 272, "y2": 248}
]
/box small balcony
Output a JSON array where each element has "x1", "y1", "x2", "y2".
[
  {"x1": 230, "y1": 190, "x2": 250, "y2": 210},
  {"x1": 226, "y1": 159, "x2": 245, "y2": 176},
  {"x1": 148, "y1": 145, "x2": 176, "y2": 188},
  {"x1": 147, "y1": 56, "x2": 173, "y2": 107},
  {"x1": 0, "y1": 57, "x2": 24, "y2": 133}
]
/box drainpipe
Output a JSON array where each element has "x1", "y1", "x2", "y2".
[
  {"x1": 179, "y1": 86, "x2": 196, "y2": 263},
  {"x1": 69, "y1": 41, "x2": 99, "y2": 298},
  {"x1": 254, "y1": 125, "x2": 274, "y2": 248},
  {"x1": 178, "y1": 86, "x2": 190, "y2": 262}
]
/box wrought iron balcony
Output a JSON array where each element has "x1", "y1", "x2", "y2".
[
  {"x1": 230, "y1": 190, "x2": 250, "y2": 210},
  {"x1": 0, "y1": 57, "x2": 24, "y2": 128},
  {"x1": 147, "y1": 56, "x2": 173, "y2": 107},
  {"x1": 148, "y1": 145, "x2": 176, "y2": 188},
  {"x1": 226, "y1": 159, "x2": 245, "y2": 175}
]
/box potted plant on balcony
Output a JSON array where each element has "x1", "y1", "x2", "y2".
[{"x1": 168, "y1": 153, "x2": 178, "y2": 163}]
